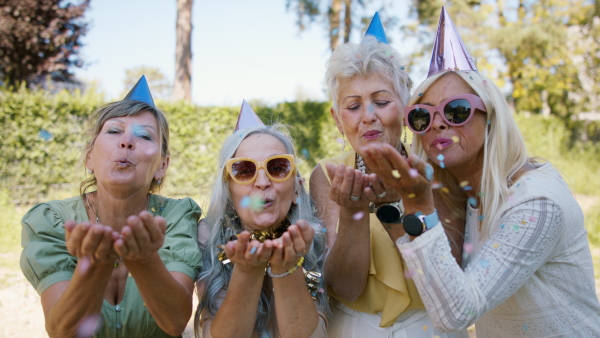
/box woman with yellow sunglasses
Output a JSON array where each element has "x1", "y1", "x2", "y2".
[{"x1": 194, "y1": 102, "x2": 328, "y2": 337}]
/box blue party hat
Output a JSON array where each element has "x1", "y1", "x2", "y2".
[
  {"x1": 365, "y1": 12, "x2": 388, "y2": 44},
  {"x1": 123, "y1": 75, "x2": 156, "y2": 108},
  {"x1": 234, "y1": 100, "x2": 265, "y2": 131}
]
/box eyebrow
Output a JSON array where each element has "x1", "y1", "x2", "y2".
[
  {"x1": 107, "y1": 119, "x2": 158, "y2": 133},
  {"x1": 342, "y1": 90, "x2": 393, "y2": 103}
]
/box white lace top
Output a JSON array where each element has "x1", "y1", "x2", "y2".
[{"x1": 397, "y1": 164, "x2": 600, "y2": 337}]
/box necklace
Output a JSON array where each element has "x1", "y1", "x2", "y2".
[{"x1": 355, "y1": 144, "x2": 408, "y2": 173}]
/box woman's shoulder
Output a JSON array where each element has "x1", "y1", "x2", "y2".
[
  {"x1": 22, "y1": 196, "x2": 85, "y2": 226},
  {"x1": 151, "y1": 195, "x2": 201, "y2": 214}
]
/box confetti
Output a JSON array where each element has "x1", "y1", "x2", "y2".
[
  {"x1": 78, "y1": 256, "x2": 91, "y2": 275},
  {"x1": 331, "y1": 27, "x2": 339, "y2": 35},
  {"x1": 493, "y1": 243, "x2": 499, "y2": 248},
  {"x1": 528, "y1": 216, "x2": 537, "y2": 222},
  {"x1": 322, "y1": 228, "x2": 327, "y2": 233},
  {"x1": 77, "y1": 314, "x2": 101, "y2": 337},
  {"x1": 520, "y1": 220, "x2": 527, "y2": 225},
  {"x1": 404, "y1": 270, "x2": 414, "y2": 279},
  {"x1": 432, "y1": 182, "x2": 443, "y2": 189},
  {"x1": 250, "y1": 195, "x2": 264, "y2": 211},
  {"x1": 513, "y1": 225, "x2": 519, "y2": 230},
  {"x1": 368, "y1": 104, "x2": 375, "y2": 113},
  {"x1": 425, "y1": 165, "x2": 434, "y2": 181},
  {"x1": 451, "y1": 136, "x2": 460, "y2": 143},
  {"x1": 523, "y1": 324, "x2": 528, "y2": 332},
  {"x1": 500, "y1": 224, "x2": 505, "y2": 229},
  {"x1": 459, "y1": 181, "x2": 469, "y2": 187},
  {"x1": 385, "y1": 50, "x2": 392, "y2": 57},
  {"x1": 353, "y1": 211, "x2": 365, "y2": 220},
  {"x1": 507, "y1": 195, "x2": 515, "y2": 203},
  {"x1": 479, "y1": 259, "x2": 490, "y2": 268},
  {"x1": 296, "y1": 197, "x2": 301, "y2": 204},
  {"x1": 301, "y1": 148, "x2": 309, "y2": 158},
  {"x1": 441, "y1": 187, "x2": 450, "y2": 193},
  {"x1": 418, "y1": 93, "x2": 423, "y2": 96},
  {"x1": 39, "y1": 129, "x2": 52, "y2": 141},
  {"x1": 318, "y1": 288, "x2": 325, "y2": 293},
  {"x1": 440, "y1": 162, "x2": 446, "y2": 169},
  {"x1": 250, "y1": 247, "x2": 257, "y2": 254},
  {"x1": 468, "y1": 197, "x2": 477, "y2": 207},
  {"x1": 408, "y1": 168, "x2": 419, "y2": 178},
  {"x1": 400, "y1": 66, "x2": 405, "y2": 70},
  {"x1": 240, "y1": 196, "x2": 251, "y2": 208},
  {"x1": 417, "y1": 268, "x2": 423, "y2": 275},
  {"x1": 435, "y1": 143, "x2": 444, "y2": 150},
  {"x1": 408, "y1": 193, "x2": 416, "y2": 199},
  {"x1": 436, "y1": 154, "x2": 445, "y2": 162},
  {"x1": 487, "y1": 120, "x2": 491, "y2": 125},
  {"x1": 463, "y1": 186, "x2": 473, "y2": 191},
  {"x1": 403, "y1": 248, "x2": 414, "y2": 257},
  {"x1": 478, "y1": 215, "x2": 485, "y2": 221},
  {"x1": 336, "y1": 138, "x2": 344, "y2": 145},
  {"x1": 422, "y1": 325, "x2": 428, "y2": 331},
  {"x1": 483, "y1": 80, "x2": 488, "y2": 84},
  {"x1": 444, "y1": 218, "x2": 451, "y2": 223},
  {"x1": 391, "y1": 170, "x2": 401, "y2": 178},
  {"x1": 463, "y1": 242, "x2": 473, "y2": 253}
]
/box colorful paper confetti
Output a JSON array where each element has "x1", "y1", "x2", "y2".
[
  {"x1": 391, "y1": 170, "x2": 401, "y2": 178},
  {"x1": 353, "y1": 211, "x2": 365, "y2": 220},
  {"x1": 408, "y1": 168, "x2": 419, "y2": 178},
  {"x1": 451, "y1": 136, "x2": 460, "y2": 143}
]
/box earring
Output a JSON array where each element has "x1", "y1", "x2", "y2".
[
  {"x1": 87, "y1": 168, "x2": 93, "y2": 175},
  {"x1": 404, "y1": 126, "x2": 407, "y2": 144},
  {"x1": 157, "y1": 179, "x2": 162, "y2": 185},
  {"x1": 342, "y1": 135, "x2": 346, "y2": 152}
]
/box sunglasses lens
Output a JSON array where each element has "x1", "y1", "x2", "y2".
[
  {"x1": 231, "y1": 160, "x2": 256, "y2": 182},
  {"x1": 408, "y1": 108, "x2": 431, "y2": 132},
  {"x1": 444, "y1": 99, "x2": 472, "y2": 125},
  {"x1": 266, "y1": 157, "x2": 292, "y2": 179}
]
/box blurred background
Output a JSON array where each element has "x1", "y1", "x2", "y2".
[{"x1": 1, "y1": 0, "x2": 599, "y2": 337}]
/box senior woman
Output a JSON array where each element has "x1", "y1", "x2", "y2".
[
  {"x1": 195, "y1": 102, "x2": 328, "y2": 337},
  {"x1": 361, "y1": 7, "x2": 600, "y2": 337},
  {"x1": 310, "y1": 13, "x2": 466, "y2": 337},
  {"x1": 20, "y1": 76, "x2": 202, "y2": 337}
]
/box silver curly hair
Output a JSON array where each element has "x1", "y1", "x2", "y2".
[
  {"x1": 325, "y1": 35, "x2": 413, "y2": 110},
  {"x1": 194, "y1": 124, "x2": 328, "y2": 335}
]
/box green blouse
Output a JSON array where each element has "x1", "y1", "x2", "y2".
[{"x1": 20, "y1": 194, "x2": 202, "y2": 338}]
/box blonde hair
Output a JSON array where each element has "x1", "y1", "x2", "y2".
[{"x1": 410, "y1": 71, "x2": 530, "y2": 240}]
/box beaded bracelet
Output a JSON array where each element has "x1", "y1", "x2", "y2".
[{"x1": 266, "y1": 257, "x2": 304, "y2": 278}]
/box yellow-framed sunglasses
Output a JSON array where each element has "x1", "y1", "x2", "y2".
[{"x1": 225, "y1": 154, "x2": 296, "y2": 184}]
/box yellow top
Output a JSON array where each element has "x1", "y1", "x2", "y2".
[{"x1": 319, "y1": 149, "x2": 424, "y2": 327}]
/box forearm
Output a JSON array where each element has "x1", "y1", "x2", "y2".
[
  {"x1": 43, "y1": 261, "x2": 113, "y2": 337},
  {"x1": 125, "y1": 253, "x2": 193, "y2": 336},
  {"x1": 272, "y1": 268, "x2": 319, "y2": 337},
  {"x1": 324, "y1": 208, "x2": 370, "y2": 301},
  {"x1": 210, "y1": 266, "x2": 265, "y2": 337}
]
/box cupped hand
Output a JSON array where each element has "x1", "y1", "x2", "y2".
[
  {"x1": 65, "y1": 220, "x2": 119, "y2": 265},
  {"x1": 224, "y1": 231, "x2": 274, "y2": 273},
  {"x1": 363, "y1": 173, "x2": 403, "y2": 205},
  {"x1": 325, "y1": 162, "x2": 370, "y2": 209},
  {"x1": 114, "y1": 211, "x2": 166, "y2": 262},
  {"x1": 268, "y1": 220, "x2": 314, "y2": 274},
  {"x1": 360, "y1": 144, "x2": 435, "y2": 211}
]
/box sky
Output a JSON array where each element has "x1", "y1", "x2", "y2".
[{"x1": 75, "y1": 0, "x2": 417, "y2": 106}]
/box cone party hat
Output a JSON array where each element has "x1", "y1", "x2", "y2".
[
  {"x1": 364, "y1": 12, "x2": 388, "y2": 44},
  {"x1": 123, "y1": 75, "x2": 156, "y2": 108},
  {"x1": 234, "y1": 100, "x2": 265, "y2": 131},
  {"x1": 427, "y1": 6, "x2": 477, "y2": 77}
]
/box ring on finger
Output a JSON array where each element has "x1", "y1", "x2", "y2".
[
  {"x1": 350, "y1": 195, "x2": 360, "y2": 202},
  {"x1": 377, "y1": 191, "x2": 387, "y2": 198},
  {"x1": 295, "y1": 252, "x2": 304, "y2": 257}
]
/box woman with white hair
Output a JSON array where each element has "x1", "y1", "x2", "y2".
[
  {"x1": 362, "y1": 7, "x2": 600, "y2": 337},
  {"x1": 194, "y1": 102, "x2": 328, "y2": 337},
  {"x1": 310, "y1": 13, "x2": 467, "y2": 337}
]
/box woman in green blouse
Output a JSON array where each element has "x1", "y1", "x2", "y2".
[{"x1": 20, "y1": 76, "x2": 201, "y2": 337}]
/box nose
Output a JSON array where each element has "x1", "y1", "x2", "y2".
[
  {"x1": 361, "y1": 104, "x2": 377, "y2": 124},
  {"x1": 119, "y1": 132, "x2": 134, "y2": 149},
  {"x1": 430, "y1": 110, "x2": 448, "y2": 131},
  {"x1": 254, "y1": 168, "x2": 271, "y2": 189}
]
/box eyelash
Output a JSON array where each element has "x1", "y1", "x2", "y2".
[{"x1": 106, "y1": 128, "x2": 153, "y2": 141}]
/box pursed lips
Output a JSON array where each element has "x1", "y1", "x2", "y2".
[
  {"x1": 362, "y1": 130, "x2": 382, "y2": 140},
  {"x1": 431, "y1": 138, "x2": 454, "y2": 150}
]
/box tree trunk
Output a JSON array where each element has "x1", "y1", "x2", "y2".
[
  {"x1": 172, "y1": 0, "x2": 193, "y2": 101},
  {"x1": 329, "y1": 0, "x2": 342, "y2": 52},
  {"x1": 343, "y1": 0, "x2": 351, "y2": 43}
]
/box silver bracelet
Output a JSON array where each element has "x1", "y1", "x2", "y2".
[{"x1": 266, "y1": 257, "x2": 304, "y2": 278}]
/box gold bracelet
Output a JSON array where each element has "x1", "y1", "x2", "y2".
[{"x1": 266, "y1": 257, "x2": 304, "y2": 278}]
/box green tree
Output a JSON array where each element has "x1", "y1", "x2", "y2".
[
  {"x1": 286, "y1": 0, "x2": 398, "y2": 51},
  {"x1": 0, "y1": 0, "x2": 90, "y2": 87}
]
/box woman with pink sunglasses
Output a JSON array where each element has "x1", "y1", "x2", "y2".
[{"x1": 362, "y1": 7, "x2": 600, "y2": 337}]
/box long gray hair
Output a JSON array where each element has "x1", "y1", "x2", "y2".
[{"x1": 195, "y1": 124, "x2": 328, "y2": 335}]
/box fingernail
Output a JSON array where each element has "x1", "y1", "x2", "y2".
[{"x1": 250, "y1": 247, "x2": 257, "y2": 254}]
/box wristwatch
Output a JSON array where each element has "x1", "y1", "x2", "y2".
[
  {"x1": 375, "y1": 201, "x2": 404, "y2": 224},
  {"x1": 402, "y1": 210, "x2": 439, "y2": 236}
]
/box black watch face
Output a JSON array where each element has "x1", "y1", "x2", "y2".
[
  {"x1": 376, "y1": 205, "x2": 401, "y2": 223},
  {"x1": 403, "y1": 214, "x2": 424, "y2": 236}
]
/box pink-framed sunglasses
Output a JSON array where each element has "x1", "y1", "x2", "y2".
[{"x1": 404, "y1": 94, "x2": 487, "y2": 133}]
